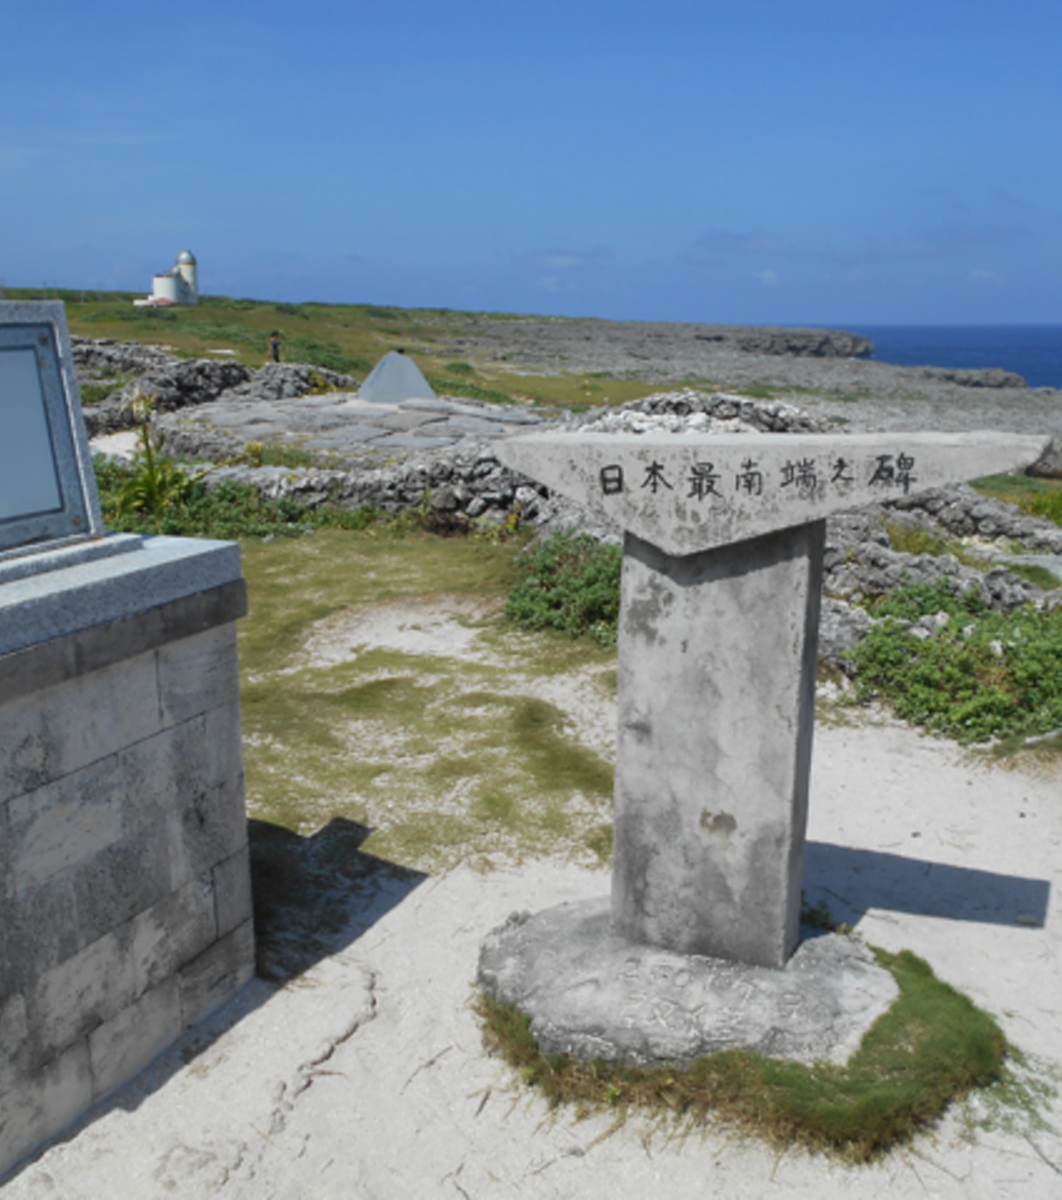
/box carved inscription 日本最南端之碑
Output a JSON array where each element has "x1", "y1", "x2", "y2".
[{"x1": 598, "y1": 451, "x2": 918, "y2": 503}]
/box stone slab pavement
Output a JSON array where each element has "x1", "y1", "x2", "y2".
[
  {"x1": 165, "y1": 393, "x2": 550, "y2": 459},
  {"x1": 5, "y1": 716, "x2": 1062, "y2": 1198}
]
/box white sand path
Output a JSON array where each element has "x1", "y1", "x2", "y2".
[{"x1": 5, "y1": 712, "x2": 1061, "y2": 1198}]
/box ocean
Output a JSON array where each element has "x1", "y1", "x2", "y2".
[{"x1": 848, "y1": 326, "x2": 1062, "y2": 389}]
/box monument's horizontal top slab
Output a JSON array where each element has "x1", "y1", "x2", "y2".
[
  {"x1": 497, "y1": 430, "x2": 1049, "y2": 555},
  {"x1": 0, "y1": 534, "x2": 242, "y2": 657}
]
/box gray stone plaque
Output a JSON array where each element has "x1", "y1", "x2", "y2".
[{"x1": 0, "y1": 302, "x2": 103, "y2": 557}]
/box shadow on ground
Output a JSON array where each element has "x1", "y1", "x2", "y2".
[
  {"x1": 7, "y1": 817, "x2": 425, "y2": 1185},
  {"x1": 804, "y1": 840, "x2": 1051, "y2": 928},
  {"x1": 250, "y1": 815, "x2": 428, "y2": 981}
]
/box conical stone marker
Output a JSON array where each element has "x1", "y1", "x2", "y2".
[{"x1": 477, "y1": 430, "x2": 1048, "y2": 1065}]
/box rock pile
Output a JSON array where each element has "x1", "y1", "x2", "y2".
[
  {"x1": 885, "y1": 483, "x2": 1062, "y2": 553},
  {"x1": 71, "y1": 336, "x2": 178, "y2": 375},
  {"x1": 197, "y1": 444, "x2": 542, "y2": 535},
  {"x1": 576, "y1": 388, "x2": 830, "y2": 435}
]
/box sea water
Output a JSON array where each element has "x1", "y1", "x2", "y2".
[{"x1": 850, "y1": 326, "x2": 1062, "y2": 389}]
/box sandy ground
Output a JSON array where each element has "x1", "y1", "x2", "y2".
[{"x1": 5, "y1": 704, "x2": 1061, "y2": 1198}]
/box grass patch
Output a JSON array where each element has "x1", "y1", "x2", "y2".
[
  {"x1": 738, "y1": 383, "x2": 780, "y2": 399},
  {"x1": 478, "y1": 946, "x2": 1008, "y2": 1163},
  {"x1": 1005, "y1": 561, "x2": 1061, "y2": 590},
  {"x1": 256, "y1": 445, "x2": 318, "y2": 469},
  {"x1": 79, "y1": 382, "x2": 121, "y2": 405},
  {"x1": 851, "y1": 580, "x2": 1062, "y2": 742},
  {"x1": 235, "y1": 530, "x2": 616, "y2": 869},
  {"x1": 425, "y1": 374, "x2": 516, "y2": 405},
  {"x1": 882, "y1": 519, "x2": 989, "y2": 569},
  {"x1": 972, "y1": 473, "x2": 1062, "y2": 528}
]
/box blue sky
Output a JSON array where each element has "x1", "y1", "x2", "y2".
[{"x1": 2, "y1": 0, "x2": 1060, "y2": 324}]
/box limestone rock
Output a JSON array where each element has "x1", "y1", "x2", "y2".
[
  {"x1": 478, "y1": 898, "x2": 899, "y2": 1067},
  {"x1": 1027, "y1": 436, "x2": 1062, "y2": 479}
]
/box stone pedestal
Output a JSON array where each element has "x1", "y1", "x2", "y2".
[
  {"x1": 613, "y1": 522, "x2": 823, "y2": 968},
  {"x1": 0, "y1": 534, "x2": 254, "y2": 1179}
]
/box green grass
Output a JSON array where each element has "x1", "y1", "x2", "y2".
[
  {"x1": 883, "y1": 519, "x2": 990, "y2": 569},
  {"x1": 479, "y1": 946, "x2": 1008, "y2": 1163},
  {"x1": 972, "y1": 473, "x2": 1062, "y2": 528},
  {"x1": 37, "y1": 288, "x2": 672, "y2": 411},
  {"x1": 1005, "y1": 561, "x2": 1061, "y2": 590},
  {"x1": 79, "y1": 382, "x2": 120, "y2": 405}
]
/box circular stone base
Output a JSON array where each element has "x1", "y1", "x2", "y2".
[{"x1": 477, "y1": 897, "x2": 899, "y2": 1066}]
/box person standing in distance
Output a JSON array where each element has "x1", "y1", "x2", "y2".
[{"x1": 269, "y1": 331, "x2": 281, "y2": 363}]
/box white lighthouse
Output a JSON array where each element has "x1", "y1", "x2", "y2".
[{"x1": 133, "y1": 250, "x2": 199, "y2": 307}]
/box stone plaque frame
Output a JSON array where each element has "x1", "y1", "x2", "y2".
[{"x1": 0, "y1": 301, "x2": 103, "y2": 558}]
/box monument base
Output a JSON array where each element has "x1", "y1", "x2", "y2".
[
  {"x1": 478, "y1": 899, "x2": 898, "y2": 1067},
  {"x1": 0, "y1": 534, "x2": 254, "y2": 1180}
]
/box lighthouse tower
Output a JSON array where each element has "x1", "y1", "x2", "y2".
[
  {"x1": 175, "y1": 249, "x2": 198, "y2": 304},
  {"x1": 133, "y1": 249, "x2": 199, "y2": 306}
]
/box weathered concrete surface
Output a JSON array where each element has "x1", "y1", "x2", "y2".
[
  {"x1": 496, "y1": 431, "x2": 1050, "y2": 556},
  {"x1": 612, "y1": 523, "x2": 823, "y2": 967},
  {"x1": 478, "y1": 898, "x2": 898, "y2": 1066}
]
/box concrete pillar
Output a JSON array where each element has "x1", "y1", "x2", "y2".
[{"x1": 611, "y1": 523, "x2": 823, "y2": 968}]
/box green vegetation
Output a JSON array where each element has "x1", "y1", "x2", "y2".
[
  {"x1": 851, "y1": 580, "x2": 1062, "y2": 742},
  {"x1": 78, "y1": 382, "x2": 119, "y2": 405},
  {"x1": 425, "y1": 374, "x2": 517, "y2": 405},
  {"x1": 479, "y1": 946, "x2": 1007, "y2": 1163},
  {"x1": 506, "y1": 531, "x2": 623, "y2": 645},
  {"x1": 95, "y1": 456, "x2": 377, "y2": 539}
]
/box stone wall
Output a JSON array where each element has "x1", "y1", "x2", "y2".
[{"x1": 0, "y1": 562, "x2": 253, "y2": 1179}]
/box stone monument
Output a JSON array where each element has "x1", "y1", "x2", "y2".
[
  {"x1": 478, "y1": 429, "x2": 1048, "y2": 1065},
  {"x1": 0, "y1": 303, "x2": 254, "y2": 1178}
]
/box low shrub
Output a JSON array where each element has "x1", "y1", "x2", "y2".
[
  {"x1": 852, "y1": 580, "x2": 1062, "y2": 742},
  {"x1": 506, "y1": 531, "x2": 622, "y2": 645}
]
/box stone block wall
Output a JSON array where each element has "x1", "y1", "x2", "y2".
[{"x1": 0, "y1": 580, "x2": 253, "y2": 1178}]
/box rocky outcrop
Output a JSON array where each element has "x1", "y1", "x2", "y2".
[
  {"x1": 1027, "y1": 436, "x2": 1062, "y2": 479},
  {"x1": 726, "y1": 328, "x2": 873, "y2": 358},
  {"x1": 912, "y1": 366, "x2": 1026, "y2": 389},
  {"x1": 824, "y1": 520, "x2": 1040, "y2": 615},
  {"x1": 207, "y1": 362, "x2": 359, "y2": 403},
  {"x1": 883, "y1": 484, "x2": 1062, "y2": 553},
  {"x1": 71, "y1": 336, "x2": 178, "y2": 375},
  {"x1": 588, "y1": 388, "x2": 830, "y2": 433},
  {"x1": 83, "y1": 359, "x2": 359, "y2": 437}
]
